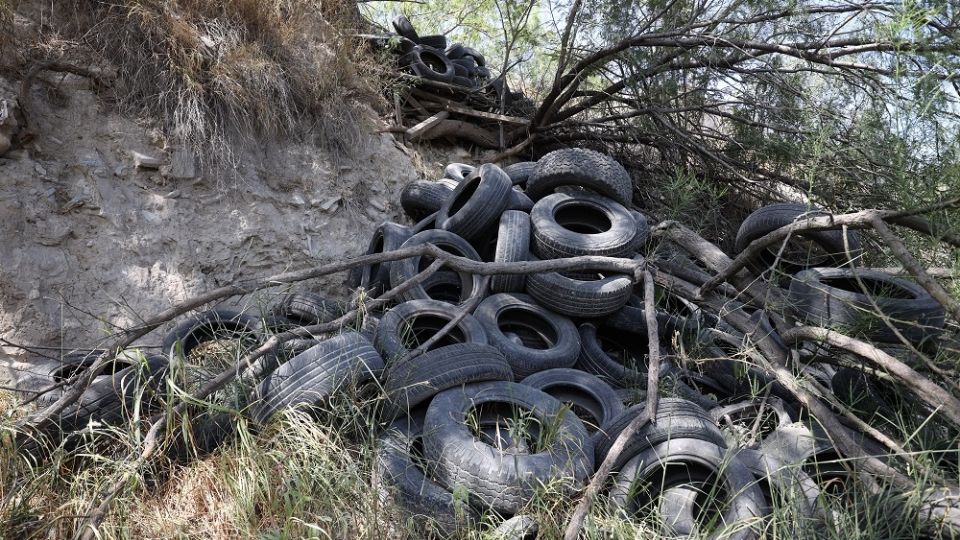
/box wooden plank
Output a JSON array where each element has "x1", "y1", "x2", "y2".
[
  {"x1": 410, "y1": 88, "x2": 529, "y2": 125},
  {"x1": 406, "y1": 111, "x2": 450, "y2": 141},
  {"x1": 404, "y1": 94, "x2": 431, "y2": 117},
  {"x1": 393, "y1": 93, "x2": 403, "y2": 127}
]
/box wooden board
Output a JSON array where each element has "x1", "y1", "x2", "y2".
[{"x1": 406, "y1": 111, "x2": 450, "y2": 141}]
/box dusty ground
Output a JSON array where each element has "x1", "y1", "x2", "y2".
[{"x1": 0, "y1": 69, "x2": 426, "y2": 387}]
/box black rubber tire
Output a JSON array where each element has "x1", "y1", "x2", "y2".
[
  {"x1": 436, "y1": 163, "x2": 513, "y2": 240},
  {"x1": 373, "y1": 299, "x2": 488, "y2": 363},
  {"x1": 593, "y1": 398, "x2": 727, "y2": 472},
  {"x1": 503, "y1": 161, "x2": 537, "y2": 187},
  {"x1": 423, "y1": 380, "x2": 593, "y2": 513},
  {"x1": 275, "y1": 292, "x2": 343, "y2": 326},
  {"x1": 389, "y1": 229, "x2": 484, "y2": 304},
  {"x1": 19, "y1": 354, "x2": 169, "y2": 457},
  {"x1": 392, "y1": 15, "x2": 419, "y2": 41},
  {"x1": 521, "y1": 368, "x2": 624, "y2": 433},
  {"x1": 460, "y1": 46, "x2": 486, "y2": 66},
  {"x1": 630, "y1": 210, "x2": 651, "y2": 252},
  {"x1": 476, "y1": 66, "x2": 491, "y2": 80},
  {"x1": 526, "y1": 267, "x2": 633, "y2": 318},
  {"x1": 250, "y1": 332, "x2": 384, "y2": 425},
  {"x1": 608, "y1": 438, "x2": 765, "y2": 540},
  {"x1": 710, "y1": 399, "x2": 794, "y2": 443},
  {"x1": 400, "y1": 180, "x2": 454, "y2": 221},
  {"x1": 575, "y1": 322, "x2": 667, "y2": 388},
  {"x1": 490, "y1": 211, "x2": 531, "y2": 293},
  {"x1": 420, "y1": 271, "x2": 467, "y2": 304},
  {"x1": 531, "y1": 192, "x2": 637, "y2": 259},
  {"x1": 401, "y1": 46, "x2": 455, "y2": 83},
  {"x1": 417, "y1": 34, "x2": 447, "y2": 50},
  {"x1": 162, "y1": 308, "x2": 262, "y2": 362},
  {"x1": 475, "y1": 293, "x2": 581, "y2": 379},
  {"x1": 373, "y1": 415, "x2": 479, "y2": 535},
  {"x1": 787, "y1": 267, "x2": 945, "y2": 344},
  {"x1": 526, "y1": 148, "x2": 632, "y2": 205},
  {"x1": 453, "y1": 56, "x2": 478, "y2": 71},
  {"x1": 506, "y1": 189, "x2": 534, "y2": 212},
  {"x1": 735, "y1": 448, "x2": 822, "y2": 519},
  {"x1": 28, "y1": 350, "x2": 135, "y2": 408},
  {"x1": 384, "y1": 343, "x2": 513, "y2": 416},
  {"x1": 446, "y1": 43, "x2": 466, "y2": 59},
  {"x1": 360, "y1": 222, "x2": 413, "y2": 294},
  {"x1": 444, "y1": 163, "x2": 475, "y2": 182},
  {"x1": 734, "y1": 202, "x2": 863, "y2": 276},
  {"x1": 167, "y1": 411, "x2": 238, "y2": 462},
  {"x1": 452, "y1": 62, "x2": 469, "y2": 77}
]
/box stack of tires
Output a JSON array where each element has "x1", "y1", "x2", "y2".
[
  {"x1": 20, "y1": 146, "x2": 955, "y2": 537},
  {"x1": 391, "y1": 15, "x2": 490, "y2": 89}
]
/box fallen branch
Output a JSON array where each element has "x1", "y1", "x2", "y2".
[
  {"x1": 780, "y1": 326, "x2": 960, "y2": 429},
  {"x1": 869, "y1": 217, "x2": 960, "y2": 323},
  {"x1": 563, "y1": 268, "x2": 661, "y2": 540}
]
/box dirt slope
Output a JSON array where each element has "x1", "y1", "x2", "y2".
[{"x1": 0, "y1": 70, "x2": 421, "y2": 386}]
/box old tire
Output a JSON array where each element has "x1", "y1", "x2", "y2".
[
  {"x1": 526, "y1": 148, "x2": 632, "y2": 205},
  {"x1": 400, "y1": 180, "x2": 453, "y2": 221},
  {"x1": 360, "y1": 222, "x2": 413, "y2": 294},
  {"x1": 373, "y1": 299, "x2": 488, "y2": 363},
  {"x1": 526, "y1": 268, "x2": 633, "y2": 318},
  {"x1": 436, "y1": 163, "x2": 513, "y2": 240},
  {"x1": 383, "y1": 343, "x2": 513, "y2": 416},
  {"x1": 521, "y1": 368, "x2": 624, "y2": 433},
  {"x1": 787, "y1": 267, "x2": 945, "y2": 344},
  {"x1": 475, "y1": 293, "x2": 581, "y2": 379},
  {"x1": 389, "y1": 229, "x2": 484, "y2": 304},
  {"x1": 423, "y1": 381, "x2": 593, "y2": 513},
  {"x1": 490, "y1": 211, "x2": 531, "y2": 293},
  {"x1": 250, "y1": 332, "x2": 384, "y2": 425},
  {"x1": 531, "y1": 192, "x2": 637, "y2": 259}
]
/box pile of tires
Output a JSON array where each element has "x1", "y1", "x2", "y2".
[
  {"x1": 390, "y1": 15, "x2": 490, "y2": 89},
  {"x1": 21, "y1": 147, "x2": 956, "y2": 537}
]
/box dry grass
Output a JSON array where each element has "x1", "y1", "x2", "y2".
[{"x1": 21, "y1": 0, "x2": 392, "y2": 167}]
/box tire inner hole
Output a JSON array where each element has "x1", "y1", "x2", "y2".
[
  {"x1": 628, "y1": 463, "x2": 728, "y2": 533},
  {"x1": 819, "y1": 276, "x2": 916, "y2": 299},
  {"x1": 448, "y1": 176, "x2": 481, "y2": 216},
  {"x1": 423, "y1": 273, "x2": 464, "y2": 303},
  {"x1": 366, "y1": 232, "x2": 385, "y2": 282},
  {"x1": 421, "y1": 51, "x2": 448, "y2": 74},
  {"x1": 554, "y1": 201, "x2": 612, "y2": 234},
  {"x1": 468, "y1": 401, "x2": 543, "y2": 453},
  {"x1": 597, "y1": 327, "x2": 649, "y2": 372},
  {"x1": 498, "y1": 308, "x2": 557, "y2": 350},
  {"x1": 402, "y1": 314, "x2": 466, "y2": 350},
  {"x1": 537, "y1": 384, "x2": 603, "y2": 432}
]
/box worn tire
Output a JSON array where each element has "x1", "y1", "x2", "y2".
[
  {"x1": 531, "y1": 192, "x2": 637, "y2": 259},
  {"x1": 521, "y1": 368, "x2": 624, "y2": 433},
  {"x1": 373, "y1": 299, "x2": 488, "y2": 363},
  {"x1": 506, "y1": 189, "x2": 534, "y2": 212},
  {"x1": 401, "y1": 180, "x2": 454, "y2": 221},
  {"x1": 526, "y1": 148, "x2": 632, "y2": 205},
  {"x1": 360, "y1": 222, "x2": 412, "y2": 294},
  {"x1": 736, "y1": 448, "x2": 822, "y2": 518},
  {"x1": 392, "y1": 15, "x2": 419, "y2": 41},
  {"x1": 444, "y1": 163, "x2": 475, "y2": 182},
  {"x1": 446, "y1": 43, "x2": 466, "y2": 59},
  {"x1": 490, "y1": 211, "x2": 531, "y2": 293},
  {"x1": 423, "y1": 380, "x2": 593, "y2": 513},
  {"x1": 503, "y1": 161, "x2": 537, "y2": 187},
  {"x1": 609, "y1": 438, "x2": 765, "y2": 540},
  {"x1": 275, "y1": 292, "x2": 343, "y2": 326},
  {"x1": 575, "y1": 322, "x2": 669, "y2": 388},
  {"x1": 461, "y1": 46, "x2": 486, "y2": 66},
  {"x1": 162, "y1": 308, "x2": 262, "y2": 362},
  {"x1": 593, "y1": 398, "x2": 727, "y2": 472},
  {"x1": 384, "y1": 343, "x2": 513, "y2": 416},
  {"x1": 401, "y1": 45, "x2": 455, "y2": 83},
  {"x1": 373, "y1": 415, "x2": 479, "y2": 535},
  {"x1": 475, "y1": 293, "x2": 581, "y2": 379},
  {"x1": 436, "y1": 163, "x2": 513, "y2": 240},
  {"x1": 526, "y1": 268, "x2": 633, "y2": 318},
  {"x1": 420, "y1": 271, "x2": 467, "y2": 304},
  {"x1": 250, "y1": 332, "x2": 384, "y2": 425},
  {"x1": 787, "y1": 267, "x2": 945, "y2": 344},
  {"x1": 390, "y1": 229, "x2": 484, "y2": 304},
  {"x1": 493, "y1": 515, "x2": 539, "y2": 540},
  {"x1": 734, "y1": 202, "x2": 862, "y2": 276},
  {"x1": 417, "y1": 34, "x2": 447, "y2": 50},
  {"x1": 710, "y1": 399, "x2": 794, "y2": 444}
]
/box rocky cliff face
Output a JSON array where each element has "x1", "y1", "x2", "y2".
[{"x1": 0, "y1": 69, "x2": 421, "y2": 384}]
